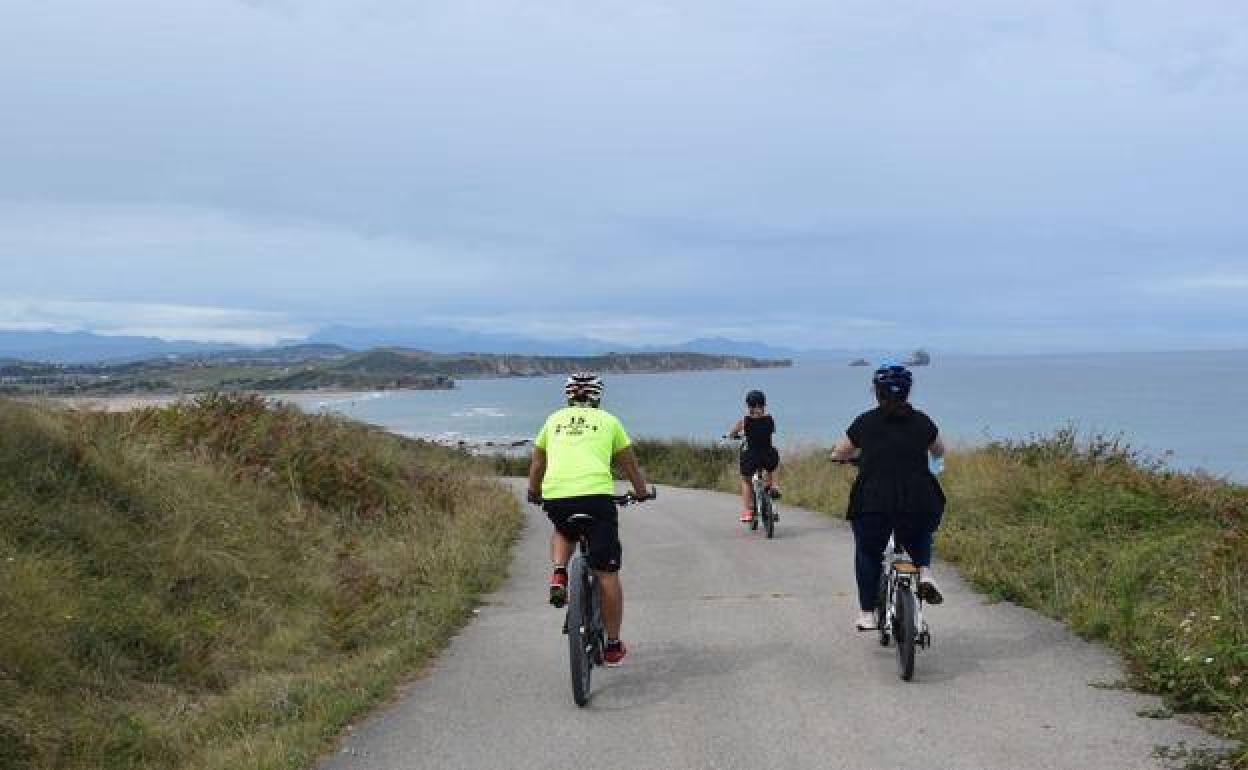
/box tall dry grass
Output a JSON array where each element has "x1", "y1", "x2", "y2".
[{"x1": 0, "y1": 394, "x2": 521, "y2": 770}]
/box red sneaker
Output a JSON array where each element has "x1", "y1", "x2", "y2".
[
  {"x1": 549, "y1": 569, "x2": 568, "y2": 608},
  {"x1": 603, "y1": 640, "x2": 628, "y2": 667},
  {"x1": 740, "y1": 509, "x2": 755, "y2": 523}
]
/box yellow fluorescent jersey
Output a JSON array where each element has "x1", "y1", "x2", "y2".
[{"x1": 534, "y1": 406, "x2": 632, "y2": 499}]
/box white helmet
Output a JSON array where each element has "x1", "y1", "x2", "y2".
[{"x1": 564, "y1": 372, "x2": 604, "y2": 406}]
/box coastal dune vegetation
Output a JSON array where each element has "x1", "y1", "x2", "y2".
[
  {"x1": 0, "y1": 394, "x2": 521, "y2": 770},
  {"x1": 501, "y1": 432, "x2": 1248, "y2": 764}
]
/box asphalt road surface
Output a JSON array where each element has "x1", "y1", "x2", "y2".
[{"x1": 320, "y1": 483, "x2": 1228, "y2": 770}]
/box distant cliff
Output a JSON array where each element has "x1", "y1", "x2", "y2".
[
  {"x1": 334, "y1": 350, "x2": 791, "y2": 379},
  {"x1": 5, "y1": 348, "x2": 791, "y2": 396}
]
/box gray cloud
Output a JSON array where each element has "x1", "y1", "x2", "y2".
[{"x1": 1, "y1": 0, "x2": 1246, "y2": 350}]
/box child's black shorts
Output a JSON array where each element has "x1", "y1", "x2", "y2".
[
  {"x1": 740, "y1": 447, "x2": 780, "y2": 478},
  {"x1": 543, "y1": 494, "x2": 622, "y2": 572}
]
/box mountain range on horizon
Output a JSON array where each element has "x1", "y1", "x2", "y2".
[
  {"x1": 304, "y1": 325, "x2": 845, "y2": 359},
  {"x1": 0, "y1": 326, "x2": 871, "y2": 365},
  {"x1": 0, "y1": 330, "x2": 247, "y2": 365}
]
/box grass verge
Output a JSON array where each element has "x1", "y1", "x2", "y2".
[{"x1": 0, "y1": 394, "x2": 522, "y2": 770}]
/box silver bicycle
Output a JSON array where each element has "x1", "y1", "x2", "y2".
[{"x1": 874, "y1": 535, "x2": 931, "y2": 681}]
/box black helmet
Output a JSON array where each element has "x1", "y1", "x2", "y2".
[
  {"x1": 745, "y1": 389, "x2": 766, "y2": 408},
  {"x1": 872, "y1": 363, "x2": 913, "y2": 398}
]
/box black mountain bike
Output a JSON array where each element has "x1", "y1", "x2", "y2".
[
  {"x1": 532, "y1": 489, "x2": 655, "y2": 707},
  {"x1": 874, "y1": 535, "x2": 931, "y2": 681}
]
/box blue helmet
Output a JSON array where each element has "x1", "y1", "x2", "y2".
[{"x1": 872, "y1": 363, "x2": 913, "y2": 398}]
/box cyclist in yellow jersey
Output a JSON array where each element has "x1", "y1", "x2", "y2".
[{"x1": 528, "y1": 373, "x2": 649, "y2": 667}]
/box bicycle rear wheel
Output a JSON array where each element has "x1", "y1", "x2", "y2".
[
  {"x1": 566, "y1": 555, "x2": 594, "y2": 706},
  {"x1": 590, "y1": 578, "x2": 606, "y2": 666},
  {"x1": 750, "y1": 479, "x2": 763, "y2": 531},
  {"x1": 895, "y1": 583, "x2": 918, "y2": 681},
  {"x1": 763, "y1": 496, "x2": 775, "y2": 539}
]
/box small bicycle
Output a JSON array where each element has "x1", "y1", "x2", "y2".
[
  {"x1": 725, "y1": 435, "x2": 777, "y2": 538},
  {"x1": 874, "y1": 534, "x2": 931, "y2": 681},
  {"x1": 530, "y1": 489, "x2": 654, "y2": 707}
]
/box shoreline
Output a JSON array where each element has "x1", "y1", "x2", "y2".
[
  {"x1": 36, "y1": 391, "x2": 535, "y2": 455},
  {"x1": 29, "y1": 389, "x2": 1245, "y2": 485},
  {"x1": 35, "y1": 388, "x2": 386, "y2": 413}
]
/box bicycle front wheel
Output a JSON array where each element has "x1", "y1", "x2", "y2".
[
  {"x1": 875, "y1": 572, "x2": 890, "y2": 646},
  {"x1": 750, "y1": 480, "x2": 764, "y2": 531},
  {"x1": 895, "y1": 583, "x2": 918, "y2": 681},
  {"x1": 566, "y1": 555, "x2": 594, "y2": 706}
]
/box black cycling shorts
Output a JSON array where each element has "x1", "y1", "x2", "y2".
[
  {"x1": 740, "y1": 447, "x2": 780, "y2": 478},
  {"x1": 543, "y1": 495, "x2": 622, "y2": 573}
]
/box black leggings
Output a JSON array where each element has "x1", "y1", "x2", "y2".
[{"x1": 850, "y1": 511, "x2": 937, "y2": 611}]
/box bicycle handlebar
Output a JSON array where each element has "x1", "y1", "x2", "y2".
[
  {"x1": 612, "y1": 489, "x2": 657, "y2": 506},
  {"x1": 527, "y1": 488, "x2": 657, "y2": 506}
]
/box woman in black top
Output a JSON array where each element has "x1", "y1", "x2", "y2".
[
  {"x1": 728, "y1": 389, "x2": 781, "y2": 523},
  {"x1": 832, "y1": 364, "x2": 946, "y2": 631}
]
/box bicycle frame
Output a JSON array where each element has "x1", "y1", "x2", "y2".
[
  {"x1": 751, "y1": 471, "x2": 768, "y2": 509},
  {"x1": 569, "y1": 525, "x2": 605, "y2": 651}
]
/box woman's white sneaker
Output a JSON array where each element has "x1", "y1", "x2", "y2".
[{"x1": 918, "y1": 570, "x2": 944, "y2": 605}]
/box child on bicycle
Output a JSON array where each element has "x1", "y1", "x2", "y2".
[
  {"x1": 528, "y1": 372, "x2": 650, "y2": 666},
  {"x1": 727, "y1": 389, "x2": 781, "y2": 523},
  {"x1": 831, "y1": 364, "x2": 946, "y2": 631}
]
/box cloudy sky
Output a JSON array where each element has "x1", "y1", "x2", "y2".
[{"x1": 2, "y1": 1, "x2": 1246, "y2": 352}]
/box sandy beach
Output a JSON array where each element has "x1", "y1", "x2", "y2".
[
  {"x1": 40, "y1": 390, "x2": 377, "y2": 413},
  {"x1": 44, "y1": 394, "x2": 185, "y2": 412}
]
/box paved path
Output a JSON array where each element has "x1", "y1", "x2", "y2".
[{"x1": 320, "y1": 483, "x2": 1228, "y2": 770}]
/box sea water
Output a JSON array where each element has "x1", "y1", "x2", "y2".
[{"x1": 283, "y1": 350, "x2": 1248, "y2": 481}]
